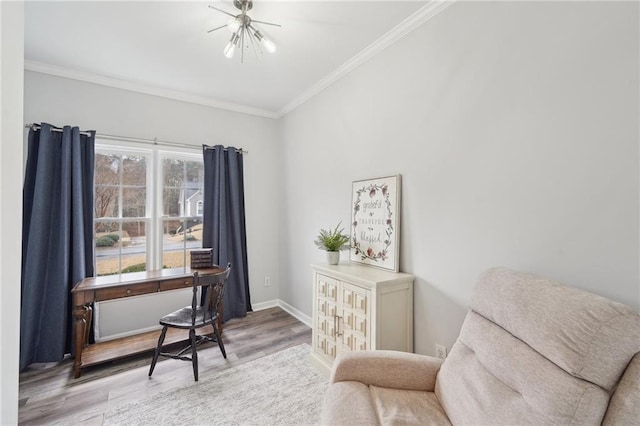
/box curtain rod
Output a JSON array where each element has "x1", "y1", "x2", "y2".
[{"x1": 24, "y1": 123, "x2": 248, "y2": 154}]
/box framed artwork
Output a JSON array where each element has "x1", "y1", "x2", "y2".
[{"x1": 350, "y1": 175, "x2": 401, "y2": 272}]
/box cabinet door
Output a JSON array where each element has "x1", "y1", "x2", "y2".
[
  {"x1": 340, "y1": 282, "x2": 370, "y2": 353},
  {"x1": 315, "y1": 274, "x2": 340, "y2": 361}
]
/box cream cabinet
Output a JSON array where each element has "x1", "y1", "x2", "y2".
[{"x1": 310, "y1": 263, "x2": 414, "y2": 376}]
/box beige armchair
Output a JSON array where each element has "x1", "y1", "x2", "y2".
[{"x1": 321, "y1": 268, "x2": 640, "y2": 425}]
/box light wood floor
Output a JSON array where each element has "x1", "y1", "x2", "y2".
[{"x1": 18, "y1": 307, "x2": 312, "y2": 425}]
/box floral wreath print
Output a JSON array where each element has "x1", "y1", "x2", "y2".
[{"x1": 352, "y1": 183, "x2": 393, "y2": 262}]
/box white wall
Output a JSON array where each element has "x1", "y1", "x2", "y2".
[
  {"x1": 24, "y1": 71, "x2": 281, "y2": 334},
  {"x1": 279, "y1": 1, "x2": 640, "y2": 356},
  {"x1": 1, "y1": 2, "x2": 24, "y2": 424}
]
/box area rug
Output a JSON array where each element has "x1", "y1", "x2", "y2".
[{"x1": 104, "y1": 344, "x2": 328, "y2": 425}]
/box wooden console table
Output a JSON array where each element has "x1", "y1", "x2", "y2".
[{"x1": 71, "y1": 266, "x2": 223, "y2": 378}]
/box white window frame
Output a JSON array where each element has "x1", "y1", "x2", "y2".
[{"x1": 94, "y1": 140, "x2": 203, "y2": 275}]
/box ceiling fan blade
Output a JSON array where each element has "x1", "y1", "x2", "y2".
[
  {"x1": 250, "y1": 19, "x2": 282, "y2": 28},
  {"x1": 208, "y1": 4, "x2": 237, "y2": 18},
  {"x1": 207, "y1": 24, "x2": 227, "y2": 33}
]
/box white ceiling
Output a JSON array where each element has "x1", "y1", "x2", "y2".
[{"x1": 24, "y1": 1, "x2": 439, "y2": 118}]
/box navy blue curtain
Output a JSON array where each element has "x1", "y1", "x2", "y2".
[
  {"x1": 202, "y1": 145, "x2": 251, "y2": 321},
  {"x1": 20, "y1": 123, "x2": 95, "y2": 370}
]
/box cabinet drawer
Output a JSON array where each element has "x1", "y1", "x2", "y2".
[
  {"x1": 159, "y1": 277, "x2": 193, "y2": 291},
  {"x1": 95, "y1": 282, "x2": 158, "y2": 301}
]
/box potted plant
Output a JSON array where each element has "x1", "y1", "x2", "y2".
[{"x1": 314, "y1": 222, "x2": 350, "y2": 265}]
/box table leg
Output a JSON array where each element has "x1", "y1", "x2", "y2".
[{"x1": 72, "y1": 305, "x2": 89, "y2": 378}]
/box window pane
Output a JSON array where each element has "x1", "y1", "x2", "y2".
[
  {"x1": 95, "y1": 221, "x2": 147, "y2": 275},
  {"x1": 122, "y1": 187, "x2": 146, "y2": 217},
  {"x1": 186, "y1": 161, "x2": 204, "y2": 186},
  {"x1": 122, "y1": 155, "x2": 146, "y2": 186},
  {"x1": 163, "y1": 159, "x2": 184, "y2": 188},
  {"x1": 95, "y1": 185, "x2": 119, "y2": 218},
  {"x1": 182, "y1": 189, "x2": 203, "y2": 217},
  {"x1": 185, "y1": 219, "x2": 203, "y2": 247},
  {"x1": 163, "y1": 219, "x2": 186, "y2": 269},
  {"x1": 95, "y1": 221, "x2": 121, "y2": 276},
  {"x1": 163, "y1": 188, "x2": 183, "y2": 217},
  {"x1": 95, "y1": 153, "x2": 120, "y2": 185},
  {"x1": 121, "y1": 221, "x2": 147, "y2": 273}
]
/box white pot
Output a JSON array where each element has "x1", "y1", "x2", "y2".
[{"x1": 326, "y1": 251, "x2": 340, "y2": 265}]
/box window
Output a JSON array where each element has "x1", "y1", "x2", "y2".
[
  {"x1": 161, "y1": 157, "x2": 204, "y2": 269},
  {"x1": 94, "y1": 144, "x2": 204, "y2": 276},
  {"x1": 94, "y1": 150, "x2": 149, "y2": 276}
]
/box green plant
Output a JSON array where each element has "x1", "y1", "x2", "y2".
[
  {"x1": 105, "y1": 233, "x2": 120, "y2": 242},
  {"x1": 122, "y1": 263, "x2": 146, "y2": 273},
  {"x1": 96, "y1": 236, "x2": 116, "y2": 247},
  {"x1": 314, "y1": 222, "x2": 350, "y2": 252}
]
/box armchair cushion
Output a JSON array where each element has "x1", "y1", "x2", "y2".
[
  {"x1": 471, "y1": 268, "x2": 640, "y2": 391},
  {"x1": 370, "y1": 386, "x2": 451, "y2": 426},
  {"x1": 320, "y1": 381, "x2": 378, "y2": 425},
  {"x1": 330, "y1": 350, "x2": 443, "y2": 392},
  {"x1": 436, "y1": 311, "x2": 609, "y2": 425}
]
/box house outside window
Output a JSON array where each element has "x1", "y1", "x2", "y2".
[{"x1": 94, "y1": 143, "x2": 204, "y2": 276}]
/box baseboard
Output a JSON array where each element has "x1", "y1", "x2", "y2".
[
  {"x1": 251, "y1": 299, "x2": 280, "y2": 311},
  {"x1": 252, "y1": 299, "x2": 312, "y2": 328},
  {"x1": 277, "y1": 300, "x2": 312, "y2": 327}
]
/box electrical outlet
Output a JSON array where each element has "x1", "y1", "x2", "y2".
[
  {"x1": 264, "y1": 276, "x2": 271, "y2": 287},
  {"x1": 436, "y1": 344, "x2": 447, "y2": 360}
]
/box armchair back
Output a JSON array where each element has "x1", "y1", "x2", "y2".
[{"x1": 435, "y1": 268, "x2": 640, "y2": 425}]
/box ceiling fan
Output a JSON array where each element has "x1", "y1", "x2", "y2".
[{"x1": 208, "y1": 0, "x2": 281, "y2": 62}]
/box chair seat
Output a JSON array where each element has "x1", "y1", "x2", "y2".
[{"x1": 160, "y1": 305, "x2": 218, "y2": 329}]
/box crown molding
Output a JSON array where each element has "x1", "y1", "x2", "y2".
[
  {"x1": 275, "y1": 0, "x2": 455, "y2": 118},
  {"x1": 24, "y1": 60, "x2": 279, "y2": 119},
  {"x1": 24, "y1": 0, "x2": 453, "y2": 122}
]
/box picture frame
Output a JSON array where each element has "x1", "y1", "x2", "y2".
[{"x1": 350, "y1": 175, "x2": 401, "y2": 272}]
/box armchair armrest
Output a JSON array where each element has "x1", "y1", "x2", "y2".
[{"x1": 330, "y1": 350, "x2": 443, "y2": 392}]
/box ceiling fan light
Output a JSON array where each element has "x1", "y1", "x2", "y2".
[
  {"x1": 224, "y1": 42, "x2": 236, "y2": 58},
  {"x1": 209, "y1": 2, "x2": 280, "y2": 62},
  {"x1": 261, "y1": 36, "x2": 276, "y2": 53},
  {"x1": 253, "y1": 28, "x2": 276, "y2": 54},
  {"x1": 224, "y1": 33, "x2": 240, "y2": 59},
  {"x1": 227, "y1": 18, "x2": 241, "y2": 33}
]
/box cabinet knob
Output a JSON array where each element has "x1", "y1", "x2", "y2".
[{"x1": 126, "y1": 289, "x2": 132, "y2": 295}]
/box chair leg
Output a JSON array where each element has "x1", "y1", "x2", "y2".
[
  {"x1": 190, "y1": 328, "x2": 199, "y2": 381},
  {"x1": 149, "y1": 326, "x2": 168, "y2": 377},
  {"x1": 213, "y1": 323, "x2": 227, "y2": 359}
]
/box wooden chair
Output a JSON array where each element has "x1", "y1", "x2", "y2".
[{"x1": 148, "y1": 263, "x2": 231, "y2": 381}]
